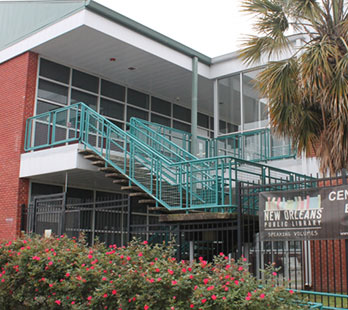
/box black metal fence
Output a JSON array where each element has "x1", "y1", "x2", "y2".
[{"x1": 26, "y1": 173, "x2": 348, "y2": 308}]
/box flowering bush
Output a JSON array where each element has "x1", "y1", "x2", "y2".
[{"x1": 0, "y1": 235, "x2": 306, "y2": 310}]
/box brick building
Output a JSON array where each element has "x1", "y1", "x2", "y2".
[{"x1": 0, "y1": 0, "x2": 342, "y2": 292}]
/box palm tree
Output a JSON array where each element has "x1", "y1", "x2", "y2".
[{"x1": 240, "y1": 0, "x2": 348, "y2": 175}]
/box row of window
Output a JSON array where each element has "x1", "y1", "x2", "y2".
[{"x1": 37, "y1": 58, "x2": 214, "y2": 136}]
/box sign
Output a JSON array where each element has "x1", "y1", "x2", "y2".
[{"x1": 259, "y1": 185, "x2": 348, "y2": 241}]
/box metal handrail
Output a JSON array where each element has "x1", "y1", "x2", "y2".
[{"x1": 25, "y1": 102, "x2": 310, "y2": 211}]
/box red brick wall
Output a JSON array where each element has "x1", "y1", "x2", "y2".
[{"x1": 0, "y1": 52, "x2": 38, "y2": 241}]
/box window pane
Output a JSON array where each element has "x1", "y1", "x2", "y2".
[
  {"x1": 198, "y1": 112, "x2": 209, "y2": 128},
  {"x1": 151, "y1": 113, "x2": 171, "y2": 126},
  {"x1": 173, "y1": 120, "x2": 190, "y2": 133},
  {"x1": 173, "y1": 104, "x2": 191, "y2": 123},
  {"x1": 127, "y1": 89, "x2": 149, "y2": 109},
  {"x1": 218, "y1": 74, "x2": 241, "y2": 133},
  {"x1": 31, "y1": 183, "x2": 63, "y2": 200},
  {"x1": 101, "y1": 79, "x2": 125, "y2": 101},
  {"x1": 127, "y1": 106, "x2": 148, "y2": 122},
  {"x1": 71, "y1": 89, "x2": 97, "y2": 110},
  {"x1": 36, "y1": 101, "x2": 61, "y2": 114},
  {"x1": 39, "y1": 59, "x2": 70, "y2": 84},
  {"x1": 72, "y1": 69, "x2": 98, "y2": 93},
  {"x1": 38, "y1": 79, "x2": 68, "y2": 104},
  {"x1": 100, "y1": 98, "x2": 124, "y2": 120},
  {"x1": 151, "y1": 97, "x2": 171, "y2": 116},
  {"x1": 108, "y1": 119, "x2": 124, "y2": 129},
  {"x1": 243, "y1": 69, "x2": 265, "y2": 130}
]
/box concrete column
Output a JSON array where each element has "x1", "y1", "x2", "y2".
[{"x1": 191, "y1": 56, "x2": 198, "y2": 156}]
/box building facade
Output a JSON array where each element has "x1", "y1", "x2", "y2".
[{"x1": 1, "y1": 0, "x2": 338, "y2": 292}]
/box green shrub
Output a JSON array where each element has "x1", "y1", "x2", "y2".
[{"x1": 0, "y1": 235, "x2": 305, "y2": 310}]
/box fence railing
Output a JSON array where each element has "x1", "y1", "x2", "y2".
[
  {"x1": 25, "y1": 102, "x2": 309, "y2": 211},
  {"x1": 130, "y1": 118, "x2": 295, "y2": 161}
]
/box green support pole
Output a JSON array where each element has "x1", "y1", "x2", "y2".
[{"x1": 191, "y1": 56, "x2": 198, "y2": 156}]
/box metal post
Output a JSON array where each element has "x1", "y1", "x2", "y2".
[
  {"x1": 127, "y1": 196, "x2": 132, "y2": 243},
  {"x1": 189, "y1": 241, "x2": 194, "y2": 263},
  {"x1": 191, "y1": 56, "x2": 198, "y2": 156},
  {"x1": 236, "y1": 181, "x2": 242, "y2": 259},
  {"x1": 213, "y1": 79, "x2": 219, "y2": 138},
  {"x1": 59, "y1": 192, "x2": 67, "y2": 236}
]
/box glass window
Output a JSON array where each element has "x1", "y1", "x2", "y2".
[
  {"x1": 71, "y1": 89, "x2": 97, "y2": 110},
  {"x1": 38, "y1": 79, "x2": 68, "y2": 105},
  {"x1": 127, "y1": 106, "x2": 148, "y2": 122},
  {"x1": 67, "y1": 187, "x2": 93, "y2": 202},
  {"x1": 242, "y1": 69, "x2": 268, "y2": 130},
  {"x1": 39, "y1": 59, "x2": 70, "y2": 84},
  {"x1": 173, "y1": 120, "x2": 190, "y2": 133},
  {"x1": 218, "y1": 74, "x2": 241, "y2": 133},
  {"x1": 101, "y1": 79, "x2": 125, "y2": 101},
  {"x1": 151, "y1": 97, "x2": 171, "y2": 116},
  {"x1": 36, "y1": 100, "x2": 61, "y2": 114},
  {"x1": 151, "y1": 113, "x2": 171, "y2": 126},
  {"x1": 127, "y1": 89, "x2": 149, "y2": 109},
  {"x1": 31, "y1": 183, "x2": 63, "y2": 200},
  {"x1": 72, "y1": 69, "x2": 99, "y2": 93},
  {"x1": 109, "y1": 119, "x2": 124, "y2": 130},
  {"x1": 198, "y1": 112, "x2": 209, "y2": 128},
  {"x1": 173, "y1": 104, "x2": 191, "y2": 123},
  {"x1": 100, "y1": 98, "x2": 124, "y2": 120}
]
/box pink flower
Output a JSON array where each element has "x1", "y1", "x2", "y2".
[
  {"x1": 65, "y1": 273, "x2": 70, "y2": 277},
  {"x1": 88, "y1": 254, "x2": 93, "y2": 259},
  {"x1": 144, "y1": 305, "x2": 149, "y2": 310},
  {"x1": 190, "y1": 304, "x2": 194, "y2": 308},
  {"x1": 103, "y1": 294, "x2": 108, "y2": 298},
  {"x1": 71, "y1": 301, "x2": 75, "y2": 305},
  {"x1": 171, "y1": 280, "x2": 177, "y2": 285},
  {"x1": 168, "y1": 269, "x2": 174, "y2": 275},
  {"x1": 155, "y1": 268, "x2": 160, "y2": 272},
  {"x1": 143, "y1": 241, "x2": 148, "y2": 244},
  {"x1": 238, "y1": 267, "x2": 243, "y2": 271},
  {"x1": 181, "y1": 268, "x2": 187, "y2": 273},
  {"x1": 260, "y1": 293, "x2": 265, "y2": 299},
  {"x1": 201, "y1": 298, "x2": 207, "y2": 304},
  {"x1": 272, "y1": 272, "x2": 277, "y2": 276},
  {"x1": 87, "y1": 296, "x2": 92, "y2": 301},
  {"x1": 207, "y1": 285, "x2": 214, "y2": 291},
  {"x1": 234, "y1": 280, "x2": 239, "y2": 285},
  {"x1": 289, "y1": 290, "x2": 294, "y2": 294},
  {"x1": 126, "y1": 256, "x2": 131, "y2": 261},
  {"x1": 138, "y1": 252, "x2": 143, "y2": 257},
  {"x1": 203, "y1": 278, "x2": 209, "y2": 285},
  {"x1": 211, "y1": 295, "x2": 217, "y2": 300},
  {"x1": 219, "y1": 252, "x2": 224, "y2": 256},
  {"x1": 245, "y1": 296, "x2": 251, "y2": 301},
  {"x1": 55, "y1": 300, "x2": 61, "y2": 305},
  {"x1": 112, "y1": 290, "x2": 117, "y2": 295}
]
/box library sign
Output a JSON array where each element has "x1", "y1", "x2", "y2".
[{"x1": 259, "y1": 185, "x2": 348, "y2": 241}]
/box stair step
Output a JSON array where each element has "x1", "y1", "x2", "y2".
[
  {"x1": 121, "y1": 186, "x2": 141, "y2": 192},
  {"x1": 99, "y1": 167, "x2": 117, "y2": 173},
  {"x1": 138, "y1": 199, "x2": 156, "y2": 204},
  {"x1": 91, "y1": 160, "x2": 106, "y2": 167},
  {"x1": 113, "y1": 179, "x2": 129, "y2": 184},
  {"x1": 78, "y1": 149, "x2": 94, "y2": 155},
  {"x1": 129, "y1": 192, "x2": 149, "y2": 198},
  {"x1": 105, "y1": 173, "x2": 124, "y2": 179},
  {"x1": 84, "y1": 154, "x2": 101, "y2": 161}
]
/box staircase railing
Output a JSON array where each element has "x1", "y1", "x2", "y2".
[
  {"x1": 25, "y1": 102, "x2": 310, "y2": 211},
  {"x1": 130, "y1": 118, "x2": 296, "y2": 161}
]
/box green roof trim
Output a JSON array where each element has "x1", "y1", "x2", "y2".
[{"x1": 86, "y1": 1, "x2": 212, "y2": 65}]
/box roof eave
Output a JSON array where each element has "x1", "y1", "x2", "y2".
[{"x1": 85, "y1": 1, "x2": 212, "y2": 66}]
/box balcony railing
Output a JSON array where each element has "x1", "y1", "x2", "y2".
[{"x1": 132, "y1": 119, "x2": 296, "y2": 162}]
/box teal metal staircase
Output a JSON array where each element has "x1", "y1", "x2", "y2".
[{"x1": 25, "y1": 102, "x2": 310, "y2": 212}]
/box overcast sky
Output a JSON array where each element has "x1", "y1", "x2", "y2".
[{"x1": 95, "y1": 0, "x2": 255, "y2": 57}]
